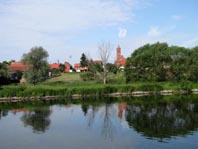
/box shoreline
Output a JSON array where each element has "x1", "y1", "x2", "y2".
[{"x1": 1, "y1": 89, "x2": 198, "y2": 103}]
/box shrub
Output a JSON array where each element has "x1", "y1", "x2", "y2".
[{"x1": 80, "y1": 72, "x2": 94, "y2": 81}]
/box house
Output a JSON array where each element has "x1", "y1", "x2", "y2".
[
  {"x1": 74, "y1": 60, "x2": 102, "y2": 72},
  {"x1": 115, "y1": 45, "x2": 126, "y2": 69},
  {"x1": 50, "y1": 62, "x2": 72, "y2": 72},
  {"x1": 50, "y1": 63, "x2": 59, "y2": 69},
  {"x1": 74, "y1": 63, "x2": 88, "y2": 72},
  {"x1": 9, "y1": 61, "x2": 29, "y2": 72},
  {"x1": 64, "y1": 62, "x2": 72, "y2": 72},
  {"x1": 9, "y1": 61, "x2": 29, "y2": 83}
]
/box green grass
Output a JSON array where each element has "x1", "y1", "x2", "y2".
[
  {"x1": 1, "y1": 72, "x2": 198, "y2": 98},
  {"x1": 46, "y1": 73, "x2": 81, "y2": 83}
]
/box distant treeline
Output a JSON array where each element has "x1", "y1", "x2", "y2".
[{"x1": 125, "y1": 42, "x2": 198, "y2": 82}]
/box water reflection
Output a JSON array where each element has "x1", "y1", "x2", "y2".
[
  {"x1": 81, "y1": 104, "x2": 89, "y2": 116},
  {"x1": 125, "y1": 100, "x2": 198, "y2": 141},
  {"x1": 21, "y1": 107, "x2": 52, "y2": 133},
  {"x1": 83, "y1": 103, "x2": 116, "y2": 140},
  {"x1": 0, "y1": 109, "x2": 8, "y2": 119},
  {"x1": 0, "y1": 96, "x2": 198, "y2": 143},
  {"x1": 101, "y1": 105, "x2": 114, "y2": 140}
]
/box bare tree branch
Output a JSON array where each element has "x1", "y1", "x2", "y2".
[{"x1": 98, "y1": 41, "x2": 113, "y2": 84}]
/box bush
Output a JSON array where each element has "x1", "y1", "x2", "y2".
[{"x1": 80, "y1": 72, "x2": 94, "y2": 81}]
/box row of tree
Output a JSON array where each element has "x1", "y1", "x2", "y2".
[
  {"x1": 125, "y1": 42, "x2": 198, "y2": 82},
  {"x1": 2, "y1": 42, "x2": 197, "y2": 85}
]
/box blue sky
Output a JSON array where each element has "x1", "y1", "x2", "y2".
[{"x1": 0, "y1": 0, "x2": 198, "y2": 65}]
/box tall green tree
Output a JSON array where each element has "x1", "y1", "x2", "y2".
[
  {"x1": 125, "y1": 42, "x2": 198, "y2": 83},
  {"x1": 22, "y1": 46, "x2": 49, "y2": 85},
  {"x1": 80, "y1": 53, "x2": 88, "y2": 67},
  {"x1": 188, "y1": 47, "x2": 198, "y2": 82},
  {"x1": 59, "y1": 63, "x2": 66, "y2": 72},
  {"x1": 0, "y1": 62, "x2": 9, "y2": 85}
]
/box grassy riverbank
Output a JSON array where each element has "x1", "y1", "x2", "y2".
[{"x1": 0, "y1": 73, "x2": 198, "y2": 98}]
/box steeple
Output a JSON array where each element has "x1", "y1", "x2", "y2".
[
  {"x1": 115, "y1": 45, "x2": 126, "y2": 68},
  {"x1": 116, "y1": 45, "x2": 121, "y2": 60}
]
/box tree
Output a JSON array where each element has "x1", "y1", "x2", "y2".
[
  {"x1": 22, "y1": 46, "x2": 49, "y2": 85},
  {"x1": 125, "y1": 42, "x2": 198, "y2": 83},
  {"x1": 80, "y1": 53, "x2": 88, "y2": 67},
  {"x1": 59, "y1": 63, "x2": 66, "y2": 72},
  {"x1": 0, "y1": 62, "x2": 9, "y2": 85},
  {"x1": 106, "y1": 63, "x2": 118, "y2": 74},
  {"x1": 98, "y1": 41, "x2": 112, "y2": 84}
]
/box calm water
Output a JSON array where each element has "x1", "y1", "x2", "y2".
[{"x1": 0, "y1": 96, "x2": 198, "y2": 149}]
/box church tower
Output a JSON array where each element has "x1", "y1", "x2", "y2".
[
  {"x1": 116, "y1": 45, "x2": 121, "y2": 60},
  {"x1": 115, "y1": 45, "x2": 126, "y2": 68}
]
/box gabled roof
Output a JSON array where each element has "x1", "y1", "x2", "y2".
[
  {"x1": 74, "y1": 63, "x2": 80, "y2": 68},
  {"x1": 50, "y1": 63, "x2": 59, "y2": 69},
  {"x1": 9, "y1": 62, "x2": 29, "y2": 72}
]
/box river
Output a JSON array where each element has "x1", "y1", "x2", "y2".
[{"x1": 0, "y1": 95, "x2": 198, "y2": 149}]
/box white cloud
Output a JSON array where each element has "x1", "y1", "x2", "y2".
[
  {"x1": 0, "y1": 0, "x2": 156, "y2": 64},
  {"x1": 0, "y1": 0, "x2": 138, "y2": 63},
  {"x1": 171, "y1": 15, "x2": 183, "y2": 21},
  {"x1": 0, "y1": 0, "x2": 132, "y2": 36},
  {"x1": 118, "y1": 27, "x2": 196, "y2": 58},
  {"x1": 118, "y1": 28, "x2": 127, "y2": 38},
  {"x1": 123, "y1": 0, "x2": 153, "y2": 8},
  {"x1": 147, "y1": 26, "x2": 161, "y2": 37},
  {"x1": 182, "y1": 38, "x2": 198, "y2": 47}
]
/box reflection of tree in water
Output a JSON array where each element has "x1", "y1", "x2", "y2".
[
  {"x1": 81, "y1": 104, "x2": 89, "y2": 116},
  {"x1": 21, "y1": 107, "x2": 51, "y2": 133},
  {"x1": 82, "y1": 103, "x2": 115, "y2": 140},
  {"x1": 0, "y1": 110, "x2": 8, "y2": 120},
  {"x1": 125, "y1": 101, "x2": 198, "y2": 141},
  {"x1": 101, "y1": 104, "x2": 114, "y2": 140}
]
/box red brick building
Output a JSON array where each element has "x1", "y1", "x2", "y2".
[
  {"x1": 74, "y1": 60, "x2": 102, "y2": 72},
  {"x1": 64, "y1": 62, "x2": 71, "y2": 72},
  {"x1": 50, "y1": 63, "x2": 59, "y2": 69},
  {"x1": 50, "y1": 62, "x2": 71, "y2": 72},
  {"x1": 9, "y1": 61, "x2": 29, "y2": 72},
  {"x1": 74, "y1": 63, "x2": 88, "y2": 72},
  {"x1": 115, "y1": 45, "x2": 126, "y2": 68}
]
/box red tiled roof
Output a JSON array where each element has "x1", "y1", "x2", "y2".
[
  {"x1": 50, "y1": 63, "x2": 59, "y2": 69},
  {"x1": 74, "y1": 63, "x2": 88, "y2": 71},
  {"x1": 74, "y1": 63, "x2": 80, "y2": 68},
  {"x1": 9, "y1": 62, "x2": 29, "y2": 72}
]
